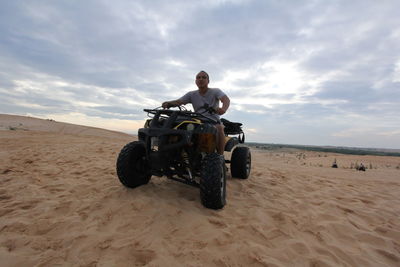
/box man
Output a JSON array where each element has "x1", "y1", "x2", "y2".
[{"x1": 162, "y1": 71, "x2": 230, "y2": 155}]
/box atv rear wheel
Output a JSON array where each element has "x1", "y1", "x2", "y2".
[
  {"x1": 231, "y1": 146, "x2": 251, "y2": 179},
  {"x1": 200, "y1": 153, "x2": 226, "y2": 209},
  {"x1": 116, "y1": 141, "x2": 151, "y2": 188}
]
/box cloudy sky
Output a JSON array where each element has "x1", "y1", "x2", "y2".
[{"x1": 1, "y1": 0, "x2": 399, "y2": 149}]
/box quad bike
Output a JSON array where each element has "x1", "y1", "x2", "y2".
[{"x1": 116, "y1": 106, "x2": 251, "y2": 209}]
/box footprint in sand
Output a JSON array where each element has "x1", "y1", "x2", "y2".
[
  {"x1": 271, "y1": 212, "x2": 286, "y2": 223},
  {"x1": 2, "y1": 239, "x2": 17, "y2": 252},
  {"x1": 336, "y1": 205, "x2": 355, "y2": 214},
  {"x1": 289, "y1": 241, "x2": 310, "y2": 255},
  {"x1": 130, "y1": 249, "x2": 157, "y2": 265},
  {"x1": 360, "y1": 198, "x2": 374, "y2": 205},
  {"x1": 13, "y1": 200, "x2": 40, "y2": 210},
  {"x1": 208, "y1": 218, "x2": 228, "y2": 228},
  {"x1": 1, "y1": 168, "x2": 14, "y2": 174},
  {"x1": 0, "y1": 189, "x2": 12, "y2": 201},
  {"x1": 375, "y1": 249, "x2": 400, "y2": 264},
  {"x1": 1, "y1": 222, "x2": 29, "y2": 234}
]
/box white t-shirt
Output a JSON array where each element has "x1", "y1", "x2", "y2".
[{"x1": 178, "y1": 88, "x2": 226, "y2": 121}]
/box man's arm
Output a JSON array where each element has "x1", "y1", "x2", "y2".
[
  {"x1": 162, "y1": 99, "x2": 184, "y2": 109},
  {"x1": 216, "y1": 95, "x2": 230, "y2": 115}
]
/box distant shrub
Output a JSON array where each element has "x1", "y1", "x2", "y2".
[
  {"x1": 9, "y1": 126, "x2": 17, "y2": 130},
  {"x1": 246, "y1": 143, "x2": 400, "y2": 157},
  {"x1": 296, "y1": 153, "x2": 306, "y2": 160}
]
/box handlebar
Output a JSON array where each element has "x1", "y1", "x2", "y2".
[{"x1": 143, "y1": 108, "x2": 218, "y2": 123}]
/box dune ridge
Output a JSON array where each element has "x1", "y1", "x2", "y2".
[
  {"x1": 0, "y1": 114, "x2": 132, "y2": 139},
  {"x1": 1, "y1": 114, "x2": 399, "y2": 266}
]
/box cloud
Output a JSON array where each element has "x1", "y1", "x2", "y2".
[{"x1": 1, "y1": 0, "x2": 399, "y2": 148}]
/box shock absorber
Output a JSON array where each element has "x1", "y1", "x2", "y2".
[{"x1": 181, "y1": 150, "x2": 193, "y2": 181}]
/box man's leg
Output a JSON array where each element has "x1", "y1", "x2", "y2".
[{"x1": 215, "y1": 124, "x2": 225, "y2": 155}]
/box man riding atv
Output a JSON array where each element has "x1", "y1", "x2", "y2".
[
  {"x1": 116, "y1": 71, "x2": 250, "y2": 209},
  {"x1": 162, "y1": 70, "x2": 230, "y2": 155}
]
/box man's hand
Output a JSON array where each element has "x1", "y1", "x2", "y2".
[
  {"x1": 216, "y1": 107, "x2": 226, "y2": 115},
  {"x1": 162, "y1": 101, "x2": 171, "y2": 109},
  {"x1": 162, "y1": 100, "x2": 182, "y2": 109},
  {"x1": 218, "y1": 95, "x2": 230, "y2": 115}
]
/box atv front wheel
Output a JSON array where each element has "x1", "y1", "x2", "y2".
[
  {"x1": 231, "y1": 146, "x2": 251, "y2": 179},
  {"x1": 116, "y1": 141, "x2": 151, "y2": 188},
  {"x1": 200, "y1": 153, "x2": 226, "y2": 209}
]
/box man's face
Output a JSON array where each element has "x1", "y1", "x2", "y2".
[{"x1": 195, "y1": 72, "x2": 209, "y2": 88}]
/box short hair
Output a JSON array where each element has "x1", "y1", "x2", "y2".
[{"x1": 197, "y1": 70, "x2": 210, "y2": 81}]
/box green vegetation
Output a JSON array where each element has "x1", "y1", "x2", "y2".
[{"x1": 248, "y1": 143, "x2": 400, "y2": 157}]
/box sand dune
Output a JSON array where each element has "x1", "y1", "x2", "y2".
[
  {"x1": 0, "y1": 114, "x2": 131, "y2": 139},
  {"x1": 1, "y1": 115, "x2": 399, "y2": 266}
]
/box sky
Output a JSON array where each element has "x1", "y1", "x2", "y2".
[{"x1": 1, "y1": 0, "x2": 399, "y2": 149}]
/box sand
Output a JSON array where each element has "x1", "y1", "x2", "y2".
[{"x1": 1, "y1": 114, "x2": 399, "y2": 266}]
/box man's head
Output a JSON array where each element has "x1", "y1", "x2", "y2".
[{"x1": 196, "y1": 70, "x2": 209, "y2": 89}]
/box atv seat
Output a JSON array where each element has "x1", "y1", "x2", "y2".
[
  {"x1": 221, "y1": 118, "x2": 243, "y2": 135},
  {"x1": 221, "y1": 118, "x2": 245, "y2": 143}
]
